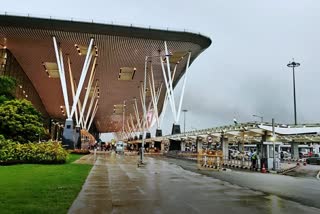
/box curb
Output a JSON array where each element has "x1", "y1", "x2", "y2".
[{"x1": 278, "y1": 165, "x2": 300, "y2": 175}]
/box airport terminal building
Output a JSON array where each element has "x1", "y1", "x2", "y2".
[{"x1": 0, "y1": 13, "x2": 211, "y2": 147}]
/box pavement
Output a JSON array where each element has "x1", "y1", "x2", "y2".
[{"x1": 69, "y1": 153, "x2": 320, "y2": 214}]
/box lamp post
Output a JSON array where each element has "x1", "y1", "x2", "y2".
[
  {"x1": 182, "y1": 109, "x2": 188, "y2": 133},
  {"x1": 272, "y1": 118, "x2": 276, "y2": 170},
  {"x1": 35, "y1": 133, "x2": 40, "y2": 143},
  {"x1": 122, "y1": 100, "x2": 126, "y2": 139},
  {"x1": 252, "y1": 114, "x2": 263, "y2": 123},
  {"x1": 287, "y1": 60, "x2": 300, "y2": 125}
]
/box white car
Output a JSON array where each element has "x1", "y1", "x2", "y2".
[{"x1": 115, "y1": 141, "x2": 124, "y2": 154}]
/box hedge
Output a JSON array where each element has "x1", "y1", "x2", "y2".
[{"x1": 0, "y1": 137, "x2": 68, "y2": 164}]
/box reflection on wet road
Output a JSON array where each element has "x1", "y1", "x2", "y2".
[{"x1": 69, "y1": 153, "x2": 320, "y2": 214}]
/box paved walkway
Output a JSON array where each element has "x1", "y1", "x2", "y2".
[{"x1": 69, "y1": 153, "x2": 320, "y2": 214}]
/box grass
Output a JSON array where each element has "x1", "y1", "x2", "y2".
[{"x1": 0, "y1": 154, "x2": 92, "y2": 214}]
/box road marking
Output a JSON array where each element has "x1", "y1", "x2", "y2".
[{"x1": 317, "y1": 171, "x2": 320, "y2": 180}]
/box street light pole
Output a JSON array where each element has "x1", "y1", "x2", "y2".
[
  {"x1": 272, "y1": 118, "x2": 276, "y2": 170},
  {"x1": 182, "y1": 109, "x2": 188, "y2": 133},
  {"x1": 252, "y1": 114, "x2": 263, "y2": 123},
  {"x1": 287, "y1": 60, "x2": 300, "y2": 125},
  {"x1": 122, "y1": 100, "x2": 126, "y2": 139}
]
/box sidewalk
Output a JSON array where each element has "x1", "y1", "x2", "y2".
[{"x1": 68, "y1": 153, "x2": 319, "y2": 213}]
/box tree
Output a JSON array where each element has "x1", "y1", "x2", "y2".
[
  {"x1": 0, "y1": 99, "x2": 45, "y2": 143},
  {"x1": 0, "y1": 76, "x2": 16, "y2": 104}
]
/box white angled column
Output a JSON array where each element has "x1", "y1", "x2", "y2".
[
  {"x1": 87, "y1": 101, "x2": 99, "y2": 131},
  {"x1": 78, "y1": 56, "x2": 97, "y2": 123},
  {"x1": 84, "y1": 81, "x2": 98, "y2": 129},
  {"x1": 176, "y1": 52, "x2": 192, "y2": 122},
  {"x1": 70, "y1": 38, "x2": 94, "y2": 118},
  {"x1": 52, "y1": 36, "x2": 70, "y2": 118}
]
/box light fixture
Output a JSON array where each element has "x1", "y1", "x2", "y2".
[{"x1": 42, "y1": 62, "x2": 59, "y2": 78}]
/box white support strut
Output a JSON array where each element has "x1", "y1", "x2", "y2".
[
  {"x1": 84, "y1": 81, "x2": 98, "y2": 129},
  {"x1": 67, "y1": 56, "x2": 79, "y2": 125},
  {"x1": 176, "y1": 52, "x2": 191, "y2": 122},
  {"x1": 164, "y1": 41, "x2": 177, "y2": 122},
  {"x1": 52, "y1": 36, "x2": 70, "y2": 117},
  {"x1": 73, "y1": 80, "x2": 85, "y2": 128},
  {"x1": 70, "y1": 38, "x2": 94, "y2": 118},
  {"x1": 149, "y1": 64, "x2": 160, "y2": 128},
  {"x1": 87, "y1": 100, "x2": 99, "y2": 131},
  {"x1": 160, "y1": 54, "x2": 177, "y2": 123},
  {"x1": 78, "y1": 56, "x2": 97, "y2": 124}
]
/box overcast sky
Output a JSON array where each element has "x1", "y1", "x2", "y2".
[{"x1": 2, "y1": 0, "x2": 320, "y2": 139}]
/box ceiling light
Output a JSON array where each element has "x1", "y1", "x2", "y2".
[
  {"x1": 43, "y1": 62, "x2": 59, "y2": 78},
  {"x1": 118, "y1": 67, "x2": 136, "y2": 80}
]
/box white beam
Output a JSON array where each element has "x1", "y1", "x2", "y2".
[
  {"x1": 84, "y1": 81, "x2": 98, "y2": 129},
  {"x1": 70, "y1": 38, "x2": 94, "y2": 117},
  {"x1": 52, "y1": 36, "x2": 70, "y2": 117},
  {"x1": 67, "y1": 56, "x2": 78, "y2": 125},
  {"x1": 87, "y1": 100, "x2": 99, "y2": 131},
  {"x1": 78, "y1": 56, "x2": 97, "y2": 124},
  {"x1": 176, "y1": 52, "x2": 191, "y2": 122}
]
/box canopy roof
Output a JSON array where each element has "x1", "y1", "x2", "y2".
[
  {"x1": 0, "y1": 14, "x2": 211, "y2": 132},
  {"x1": 147, "y1": 123, "x2": 320, "y2": 144}
]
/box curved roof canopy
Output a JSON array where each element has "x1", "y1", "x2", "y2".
[{"x1": 0, "y1": 14, "x2": 211, "y2": 132}]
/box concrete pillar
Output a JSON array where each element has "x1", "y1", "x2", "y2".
[
  {"x1": 161, "y1": 140, "x2": 165, "y2": 152},
  {"x1": 181, "y1": 141, "x2": 186, "y2": 152},
  {"x1": 171, "y1": 124, "x2": 181, "y2": 135},
  {"x1": 146, "y1": 132, "x2": 151, "y2": 139},
  {"x1": 156, "y1": 129, "x2": 162, "y2": 137},
  {"x1": 62, "y1": 118, "x2": 75, "y2": 149},
  {"x1": 291, "y1": 142, "x2": 299, "y2": 160},
  {"x1": 197, "y1": 138, "x2": 203, "y2": 153},
  {"x1": 221, "y1": 136, "x2": 229, "y2": 160}
]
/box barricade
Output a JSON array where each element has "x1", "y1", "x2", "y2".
[{"x1": 197, "y1": 151, "x2": 224, "y2": 170}]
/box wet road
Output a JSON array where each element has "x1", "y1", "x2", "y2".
[
  {"x1": 69, "y1": 153, "x2": 320, "y2": 214},
  {"x1": 284, "y1": 163, "x2": 320, "y2": 178}
]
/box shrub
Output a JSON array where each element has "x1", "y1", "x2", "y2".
[
  {"x1": 0, "y1": 99, "x2": 45, "y2": 143},
  {"x1": 0, "y1": 140, "x2": 68, "y2": 165}
]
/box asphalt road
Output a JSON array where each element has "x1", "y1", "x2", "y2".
[
  {"x1": 284, "y1": 164, "x2": 320, "y2": 178},
  {"x1": 154, "y1": 156, "x2": 320, "y2": 210}
]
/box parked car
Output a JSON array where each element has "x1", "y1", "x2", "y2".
[
  {"x1": 282, "y1": 151, "x2": 291, "y2": 159},
  {"x1": 115, "y1": 141, "x2": 124, "y2": 154},
  {"x1": 306, "y1": 153, "x2": 320, "y2": 165}
]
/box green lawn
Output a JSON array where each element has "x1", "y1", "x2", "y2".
[{"x1": 0, "y1": 154, "x2": 92, "y2": 214}]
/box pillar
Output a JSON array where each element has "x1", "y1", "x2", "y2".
[
  {"x1": 197, "y1": 138, "x2": 203, "y2": 153},
  {"x1": 171, "y1": 124, "x2": 181, "y2": 135},
  {"x1": 181, "y1": 140, "x2": 186, "y2": 152},
  {"x1": 156, "y1": 129, "x2": 162, "y2": 137},
  {"x1": 62, "y1": 118, "x2": 75, "y2": 149},
  {"x1": 146, "y1": 132, "x2": 151, "y2": 139},
  {"x1": 291, "y1": 142, "x2": 299, "y2": 160},
  {"x1": 161, "y1": 140, "x2": 165, "y2": 152},
  {"x1": 221, "y1": 135, "x2": 229, "y2": 160},
  {"x1": 75, "y1": 126, "x2": 81, "y2": 149}
]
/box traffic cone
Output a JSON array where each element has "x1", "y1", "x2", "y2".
[{"x1": 261, "y1": 163, "x2": 267, "y2": 173}]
